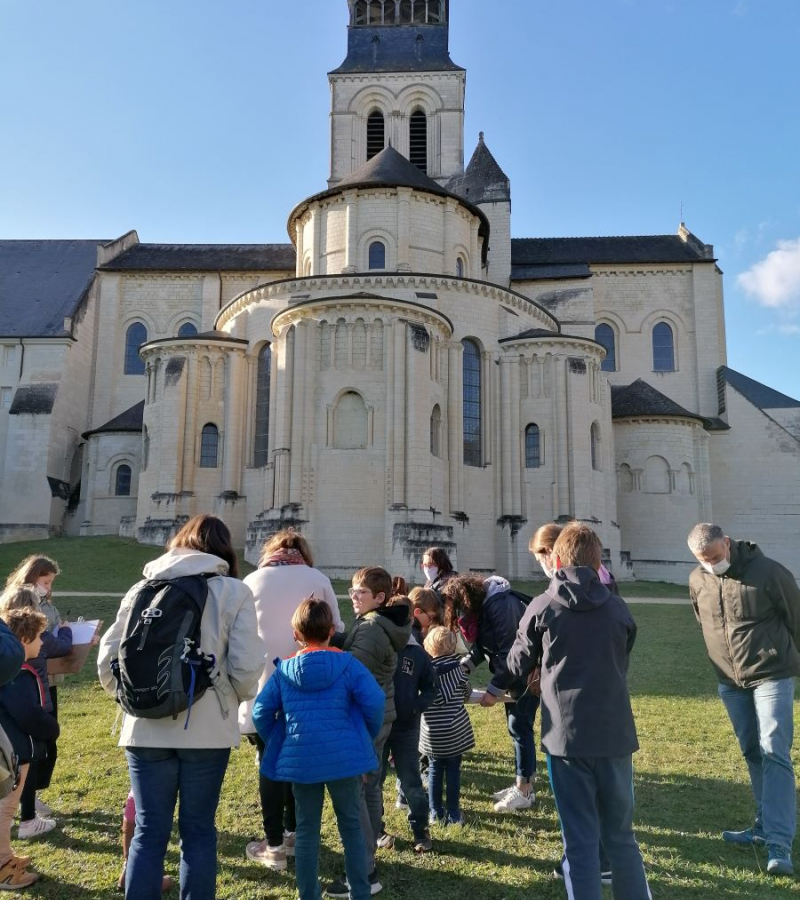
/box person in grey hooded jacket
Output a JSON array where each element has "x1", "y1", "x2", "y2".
[{"x1": 508, "y1": 523, "x2": 651, "y2": 900}]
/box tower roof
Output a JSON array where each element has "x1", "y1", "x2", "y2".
[
  {"x1": 446, "y1": 133, "x2": 510, "y2": 204},
  {"x1": 611, "y1": 379, "x2": 703, "y2": 422},
  {"x1": 288, "y1": 146, "x2": 490, "y2": 260}
]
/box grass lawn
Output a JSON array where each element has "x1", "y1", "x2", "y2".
[{"x1": 9, "y1": 579, "x2": 799, "y2": 898}]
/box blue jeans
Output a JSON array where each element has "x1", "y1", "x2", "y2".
[
  {"x1": 428, "y1": 755, "x2": 462, "y2": 821},
  {"x1": 505, "y1": 690, "x2": 539, "y2": 780},
  {"x1": 381, "y1": 723, "x2": 428, "y2": 836},
  {"x1": 547, "y1": 754, "x2": 651, "y2": 900},
  {"x1": 293, "y1": 778, "x2": 370, "y2": 900},
  {"x1": 718, "y1": 677, "x2": 797, "y2": 848},
  {"x1": 126, "y1": 746, "x2": 230, "y2": 900}
]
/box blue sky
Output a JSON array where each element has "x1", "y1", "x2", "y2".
[{"x1": 1, "y1": 0, "x2": 799, "y2": 399}]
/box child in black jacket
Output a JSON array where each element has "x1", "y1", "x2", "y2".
[
  {"x1": 0, "y1": 607, "x2": 59, "y2": 890},
  {"x1": 379, "y1": 596, "x2": 438, "y2": 852}
]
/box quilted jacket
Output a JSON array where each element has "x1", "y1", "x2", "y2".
[{"x1": 252, "y1": 647, "x2": 385, "y2": 784}]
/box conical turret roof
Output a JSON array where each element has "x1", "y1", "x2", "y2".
[{"x1": 446, "y1": 133, "x2": 510, "y2": 205}]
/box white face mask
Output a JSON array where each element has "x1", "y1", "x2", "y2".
[
  {"x1": 541, "y1": 564, "x2": 555, "y2": 579},
  {"x1": 702, "y1": 559, "x2": 730, "y2": 576},
  {"x1": 35, "y1": 584, "x2": 49, "y2": 599},
  {"x1": 423, "y1": 565, "x2": 439, "y2": 583}
]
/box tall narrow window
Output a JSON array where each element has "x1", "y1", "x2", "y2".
[
  {"x1": 178, "y1": 322, "x2": 198, "y2": 338},
  {"x1": 525, "y1": 424, "x2": 541, "y2": 468},
  {"x1": 354, "y1": 0, "x2": 368, "y2": 25},
  {"x1": 409, "y1": 110, "x2": 427, "y2": 173},
  {"x1": 427, "y1": 0, "x2": 443, "y2": 23},
  {"x1": 652, "y1": 322, "x2": 675, "y2": 371},
  {"x1": 253, "y1": 343, "x2": 271, "y2": 467},
  {"x1": 430, "y1": 404, "x2": 441, "y2": 457},
  {"x1": 591, "y1": 422, "x2": 601, "y2": 471},
  {"x1": 367, "y1": 111, "x2": 385, "y2": 160},
  {"x1": 124, "y1": 323, "x2": 147, "y2": 375},
  {"x1": 462, "y1": 339, "x2": 482, "y2": 466},
  {"x1": 399, "y1": 0, "x2": 412, "y2": 23},
  {"x1": 595, "y1": 323, "x2": 616, "y2": 372},
  {"x1": 369, "y1": 241, "x2": 386, "y2": 270},
  {"x1": 200, "y1": 424, "x2": 219, "y2": 468},
  {"x1": 455, "y1": 257, "x2": 464, "y2": 278},
  {"x1": 115, "y1": 464, "x2": 132, "y2": 497}
]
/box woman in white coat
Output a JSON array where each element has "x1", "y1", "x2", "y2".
[
  {"x1": 98, "y1": 514, "x2": 264, "y2": 900},
  {"x1": 239, "y1": 528, "x2": 343, "y2": 871}
]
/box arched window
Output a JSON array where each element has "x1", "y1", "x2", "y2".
[
  {"x1": 595, "y1": 323, "x2": 616, "y2": 372},
  {"x1": 652, "y1": 322, "x2": 675, "y2": 372},
  {"x1": 617, "y1": 463, "x2": 633, "y2": 493},
  {"x1": 115, "y1": 464, "x2": 132, "y2": 497},
  {"x1": 367, "y1": 111, "x2": 385, "y2": 160},
  {"x1": 200, "y1": 423, "x2": 219, "y2": 468},
  {"x1": 455, "y1": 257, "x2": 464, "y2": 278},
  {"x1": 253, "y1": 344, "x2": 271, "y2": 467},
  {"x1": 427, "y1": 0, "x2": 443, "y2": 23},
  {"x1": 334, "y1": 392, "x2": 368, "y2": 449},
  {"x1": 409, "y1": 110, "x2": 428, "y2": 173},
  {"x1": 369, "y1": 240, "x2": 386, "y2": 270},
  {"x1": 124, "y1": 322, "x2": 147, "y2": 375},
  {"x1": 177, "y1": 322, "x2": 198, "y2": 338},
  {"x1": 590, "y1": 422, "x2": 601, "y2": 471},
  {"x1": 367, "y1": 0, "x2": 383, "y2": 24},
  {"x1": 430, "y1": 404, "x2": 441, "y2": 457},
  {"x1": 462, "y1": 339, "x2": 482, "y2": 466},
  {"x1": 399, "y1": 0, "x2": 412, "y2": 23},
  {"x1": 644, "y1": 455, "x2": 670, "y2": 493},
  {"x1": 354, "y1": 0, "x2": 368, "y2": 25},
  {"x1": 525, "y1": 424, "x2": 541, "y2": 468}
]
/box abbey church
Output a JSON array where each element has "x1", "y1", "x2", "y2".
[{"x1": 1, "y1": 0, "x2": 798, "y2": 581}]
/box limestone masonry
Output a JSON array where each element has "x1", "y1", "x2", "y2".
[{"x1": 1, "y1": 1, "x2": 798, "y2": 582}]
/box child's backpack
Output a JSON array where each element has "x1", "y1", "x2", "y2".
[
  {"x1": 110, "y1": 575, "x2": 217, "y2": 728},
  {"x1": 0, "y1": 724, "x2": 19, "y2": 799}
]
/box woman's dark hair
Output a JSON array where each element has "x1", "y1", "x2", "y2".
[
  {"x1": 169, "y1": 514, "x2": 239, "y2": 578},
  {"x1": 422, "y1": 547, "x2": 454, "y2": 576},
  {"x1": 441, "y1": 574, "x2": 487, "y2": 630},
  {"x1": 391, "y1": 575, "x2": 408, "y2": 597}
]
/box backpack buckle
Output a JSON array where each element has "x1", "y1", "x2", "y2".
[{"x1": 141, "y1": 608, "x2": 163, "y2": 620}]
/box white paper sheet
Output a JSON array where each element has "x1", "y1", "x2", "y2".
[{"x1": 64, "y1": 619, "x2": 101, "y2": 645}]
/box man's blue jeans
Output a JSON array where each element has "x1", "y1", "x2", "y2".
[
  {"x1": 126, "y1": 746, "x2": 230, "y2": 900},
  {"x1": 293, "y1": 777, "x2": 370, "y2": 900},
  {"x1": 505, "y1": 690, "x2": 539, "y2": 780},
  {"x1": 718, "y1": 677, "x2": 797, "y2": 848}
]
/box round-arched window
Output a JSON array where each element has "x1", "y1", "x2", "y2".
[
  {"x1": 369, "y1": 241, "x2": 386, "y2": 270},
  {"x1": 653, "y1": 322, "x2": 675, "y2": 372},
  {"x1": 115, "y1": 464, "x2": 132, "y2": 497},
  {"x1": 595, "y1": 323, "x2": 616, "y2": 372},
  {"x1": 178, "y1": 322, "x2": 198, "y2": 338},
  {"x1": 124, "y1": 323, "x2": 147, "y2": 375}
]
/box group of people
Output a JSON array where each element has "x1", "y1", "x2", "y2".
[{"x1": 0, "y1": 514, "x2": 795, "y2": 900}]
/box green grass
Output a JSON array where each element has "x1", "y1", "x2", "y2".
[{"x1": 2, "y1": 538, "x2": 793, "y2": 898}]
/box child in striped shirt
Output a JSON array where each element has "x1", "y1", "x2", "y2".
[{"x1": 420, "y1": 627, "x2": 475, "y2": 825}]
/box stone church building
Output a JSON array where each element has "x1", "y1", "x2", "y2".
[{"x1": 1, "y1": 0, "x2": 798, "y2": 581}]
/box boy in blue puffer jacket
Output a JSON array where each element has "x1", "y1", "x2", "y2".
[{"x1": 253, "y1": 597, "x2": 385, "y2": 900}]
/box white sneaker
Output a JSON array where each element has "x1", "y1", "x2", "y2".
[
  {"x1": 493, "y1": 786, "x2": 535, "y2": 813},
  {"x1": 18, "y1": 815, "x2": 57, "y2": 839},
  {"x1": 491, "y1": 784, "x2": 516, "y2": 801},
  {"x1": 245, "y1": 839, "x2": 287, "y2": 871}
]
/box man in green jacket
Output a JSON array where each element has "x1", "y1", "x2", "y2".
[{"x1": 688, "y1": 523, "x2": 800, "y2": 877}]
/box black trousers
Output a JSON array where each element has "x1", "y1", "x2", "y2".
[{"x1": 20, "y1": 687, "x2": 59, "y2": 820}]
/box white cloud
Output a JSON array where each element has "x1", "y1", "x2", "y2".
[{"x1": 737, "y1": 238, "x2": 800, "y2": 311}]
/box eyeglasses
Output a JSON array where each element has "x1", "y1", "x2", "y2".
[{"x1": 349, "y1": 587, "x2": 371, "y2": 598}]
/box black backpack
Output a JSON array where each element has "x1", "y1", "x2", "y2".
[{"x1": 110, "y1": 575, "x2": 216, "y2": 728}]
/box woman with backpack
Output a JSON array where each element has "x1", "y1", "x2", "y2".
[
  {"x1": 98, "y1": 514, "x2": 264, "y2": 900},
  {"x1": 440, "y1": 574, "x2": 539, "y2": 814}
]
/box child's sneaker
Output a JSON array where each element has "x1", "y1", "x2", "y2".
[
  {"x1": 283, "y1": 830, "x2": 296, "y2": 857},
  {"x1": 0, "y1": 857, "x2": 39, "y2": 890},
  {"x1": 245, "y1": 839, "x2": 287, "y2": 872},
  {"x1": 493, "y1": 786, "x2": 535, "y2": 813},
  {"x1": 491, "y1": 784, "x2": 516, "y2": 801},
  {"x1": 18, "y1": 815, "x2": 56, "y2": 839},
  {"x1": 413, "y1": 829, "x2": 432, "y2": 852},
  {"x1": 34, "y1": 799, "x2": 53, "y2": 817},
  {"x1": 376, "y1": 831, "x2": 395, "y2": 849},
  {"x1": 429, "y1": 810, "x2": 444, "y2": 825},
  {"x1": 326, "y1": 868, "x2": 382, "y2": 897}
]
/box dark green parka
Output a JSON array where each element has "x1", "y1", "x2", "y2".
[{"x1": 689, "y1": 540, "x2": 800, "y2": 688}]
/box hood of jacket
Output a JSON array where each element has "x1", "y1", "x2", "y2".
[
  {"x1": 370, "y1": 604, "x2": 411, "y2": 652},
  {"x1": 142, "y1": 548, "x2": 230, "y2": 581},
  {"x1": 484, "y1": 575, "x2": 511, "y2": 598},
  {"x1": 726, "y1": 540, "x2": 763, "y2": 578},
  {"x1": 547, "y1": 566, "x2": 611, "y2": 612},
  {"x1": 277, "y1": 649, "x2": 353, "y2": 693}
]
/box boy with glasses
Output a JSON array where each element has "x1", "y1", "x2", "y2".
[{"x1": 327, "y1": 567, "x2": 411, "y2": 897}]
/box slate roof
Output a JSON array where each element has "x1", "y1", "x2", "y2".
[
  {"x1": 0, "y1": 240, "x2": 107, "y2": 337},
  {"x1": 98, "y1": 244, "x2": 295, "y2": 272},
  {"x1": 512, "y1": 264, "x2": 592, "y2": 281},
  {"x1": 719, "y1": 366, "x2": 800, "y2": 410},
  {"x1": 83, "y1": 400, "x2": 144, "y2": 439},
  {"x1": 611, "y1": 380, "x2": 703, "y2": 421},
  {"x1": 330, "y1": 24, "x2": 463, "y2": 75},
  {"x1": 499, "y1": 327, "x2": 602, "y2": 344},
  {"x1": 446, "y1": 134, "x2": 510, "y2": 205},
  {"x1": 511, "y1": 235, "x2": 713, "y2": 272}
]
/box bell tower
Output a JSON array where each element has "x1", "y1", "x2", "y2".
[{"x1": 328, "y1": 1, "x2": 465, "y2": 186}]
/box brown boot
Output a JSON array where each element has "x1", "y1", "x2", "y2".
[{"x1": 117, "y1": 818, "x2": 135, "y2": 891}]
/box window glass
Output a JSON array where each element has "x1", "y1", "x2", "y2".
[
  {"x1": 652, "y1": 322, "x2": 675, "y2": 371},
  {"x1": 124, "y1": 323, "x2": 147, "y2": 375},
  {"x1": 595, "y1": 323, "x2": 616, "y2": 372},
  {"x1": 525, "y1": 424, "x2": 541, "y2": 468},
  {"x1": 200, "y1": 424, "x2": 219, "y2": 468},
  {"x1": 369, "y1": 241, "x2": 386, "y2": 270},
  {"x1": 462, "y1": 339, "x2": 481, "y2": 466},
  {"x1": 115, "y1": 464, "x2": 132, "y2": 497},
  {"x1": 254, "y1": 344, "x2": 271, "y2": 467},
  {"x1": 178, "y1": 322, "x2": 198, "y2": 338}
]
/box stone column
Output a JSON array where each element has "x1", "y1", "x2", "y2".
[
  {"x1": 295, "y1": 221, "x2": 305, "y2": 277},
  {"x1": 273, "y1": 327, "x2": 295, "y2": 507},
  {"x1": 180, "y1": 352, "x2": 197, "y2": 495},
  {"x1": 343, "y1": 194, "x2": 357, "y2": 273},
  {"x1": 553, "y1": 355, "x2": 571, "y2": 517},
  {"x1": 470, "y1": 220, "x2": 480, "y2": 278},
  {"x1": 222, "y1": 351, "x2": 245, "y2": 495},
  {"x1": 392, "y1": 321, "x2": 407, "y2": 507},
  {"x1": 310, "y1": 208, "x2": 321, "y2": 277},
  {"x1": 447, "y1": 341, "x2": 464, "y2": 512},
  {"x1": 397, "y1": 188, "x2": 411, "y2": 271},
  {"x1": 443, "y1": 199, "x2": 456, "y2": 275}
]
